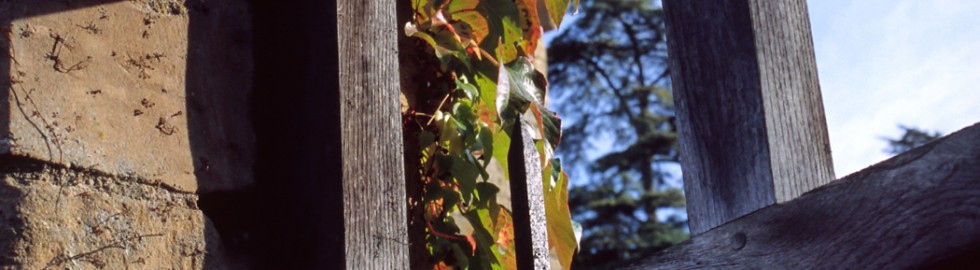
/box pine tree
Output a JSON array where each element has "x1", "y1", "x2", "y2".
[
  {"x1": 547, "y1": 0, "x2": 687, "y2": 268},
  {"x1": 885, "y1": 125, "x2": 943, "y2": 155}
]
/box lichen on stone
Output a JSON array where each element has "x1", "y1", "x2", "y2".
[{"x1": 146, "y1": 0, "x2": 188, "y2": 16}]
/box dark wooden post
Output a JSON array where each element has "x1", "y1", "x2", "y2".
[
  {"x1": 338, "y1": 1, "x2": 410, "y2": 268},
  {"x1": 509, "y1": 122, "x2": 552, "y2": 269},
  {"x1": 662, "y1": 0, "x2": 835, "y2": 234}
]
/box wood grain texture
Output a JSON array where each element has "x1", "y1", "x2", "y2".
[
  {"x1": 338, "y1": 1, "x2": 409, "y2": 269},
  {"x1": 662, "y1": 0, "x2": 834, "y2": 234},
  {"x1": 628, "y1": 123, "x2": 980, "y2": 269},
  {"x1": 749, "y1": 0, "x2": 835, "y2": 203},
  {"x1": 509, "y1": 122, "x2": 551, "y2": 269}
]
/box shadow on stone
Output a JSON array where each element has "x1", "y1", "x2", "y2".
[{"x1": 0, "y1": 0, "x2": 337, "y2": 268}]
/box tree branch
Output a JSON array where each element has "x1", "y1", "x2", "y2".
[
  {"x1": 616, "y1": 17, "x2": 648, "y2": 87},
  {"x1": 584, "y1": 57, "x2": 636, "y2": 122}
]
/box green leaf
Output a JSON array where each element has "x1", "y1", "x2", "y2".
[
  {"x1": 452, "y1": 100, "x2": 477, "y2": 133},
  {"x1": 490, "y1": 129, "x2": 511, "y2": 179},
  {"x1": 411, "y1": 0, "x2": 434, "y2": 24},
  {"x1": 542, "y1": 0, "x2": 572, "y2": 27},
  {"x1": 424, "y1": 181, "x2": 461, "y2": 218},
  {"x1": 405, "y1": 1, "x2": 475, "y2": 69},
  {"x1": 451, "y1": 153, "x2": 480, "y2": 203},
  {"x1": 497, "y1": 56, "x2": 547, "y2": 136},
  {"x1": 408, "y1": 0, "x2": 579, "y2": 267},
  {"x1": 464, "y1": 209, "x2": 501, "y2": 270},
  {"x1": 503, "y1": 57, "x2": 548, "y2": 105},
  {"x1": 474, "y1": 182, "x2": 500, "y2": 209},
  {"x1": 477, "y1": 126, "x2": 494, "y2": 169},
  {"x1": 528, "y1": 103, "x2": 563, "y2": 149},
  {"x1": 515, "y1": 0, "x2": 542, "y2": 56},
  {"x1": 479, "y1": 0, "x2": 523, "y2": 63},
  {"x1": 450, "y1": 243, "x2": 471, "y2": 268},
  {"x1": 499, "y1": 57, "x2": 561, "y2": 148},
  {"x1": 447, "y1": 1, "x2": 490, "y2": 45},
  {"x1": 491, "y1": 207, "x2": 517, "y2": 269},
  {"x1": 404, "y1": 24, "x2": 457, "y2": 65},
  {"x1": 474, "y1": 72, "x2": 498, "y2": 107},
  {"x1": 439, "y1": 115, "x2": 463, "y2": 154},
  {"x1": 541, "y1": 150, "x2": 553, "y2": 190},
  {"x1": 419, "y1": 131, "x2": 436, "y2": 148},
  {"x1": 544, "y1": 170, "x2": 576, "y2": 270},
  {"x1": 550, "y1": 158, "x2": 563, "y2": 184},
  {"x1": 473, "y1": 73, "x2": 500, "y2": 129},
  {"x1": 496, "y1": 60, "x2": 514, "y2": 126},
  {"x1": 457, "y1": 78, "x2": 480, "y2": 100},
  {"x1": 419, "y1": 131, "x2": 438, "y2": 167},
  {"x1": 465, "y1": 148, "x2": 490, "y2": 183}
]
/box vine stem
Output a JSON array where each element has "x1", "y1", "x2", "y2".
[
  {"x1": 478, "y1": 47, "x2": 500, "y2": 67},
  {"x1": 426, "y1": 90, "x2": 454, "y2": 126},
  {"x1": 426, "y1": 219, "x2": 469, "y2": 244}
]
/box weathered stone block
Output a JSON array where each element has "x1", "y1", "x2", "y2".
[
  {"x1": 0, "y1": 0, "x2": 255, "y2": 193},
  {"x1": 0, "y1": 161, "x2": 238, "y2": 269},
  {"x1": 0, "y1": 0, "x2": 257, "y2": 268}
]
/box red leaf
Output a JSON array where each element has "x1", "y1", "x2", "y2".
[
  {"x1": 434, "y1": 261, "x2": 453, "y2": 270},
  {"x1": 516, "y1": 0, "x2": 543, "y2": 56},
  {"x1": 465, "y1": 234, "x2": 478, "y2": 255}
]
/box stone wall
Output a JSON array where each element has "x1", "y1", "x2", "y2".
[{"x1": 1, "y1": 0, "x2": 254, "y2": 268}]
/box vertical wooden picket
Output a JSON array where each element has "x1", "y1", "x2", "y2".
[
  {"x1": 338, "y1": 1, "x2": 410, "y2": 269},
  {"x1": 662, "y1": 0, "x2": 835, "y2": 234}
]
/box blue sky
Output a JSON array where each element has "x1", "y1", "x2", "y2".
[
  {"x1": 546, "y1": 1, "x2": 980, "y2": 222},
  {"x1": 808, "y1": 0, "x2": 980, "y2": 176}
]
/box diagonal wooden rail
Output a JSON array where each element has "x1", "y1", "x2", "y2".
[{"x1": 630, "y1": 123, "x2": 980, "y2": 269}]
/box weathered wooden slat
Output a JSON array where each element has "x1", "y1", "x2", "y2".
[
  {"x1": 509, "y1": 122, "x2": 551, "y2": 270},
  {"x1": 338, "y1": 1, "x2": 409, "y2": 269},
  {"x1": 629, "y1": 123, "x2": 980, "y2": 269},
  {"x1": 662, "y1": 0, "x2": 835, "y2": 234}
]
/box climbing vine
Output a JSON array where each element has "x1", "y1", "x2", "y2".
[{"x1": 402, "y1": 0, "x2": 578, "y2": 269}]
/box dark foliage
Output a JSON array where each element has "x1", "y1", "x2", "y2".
[{"x1": 885, "y1": 125, "x2": 943, "y2": 155}]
